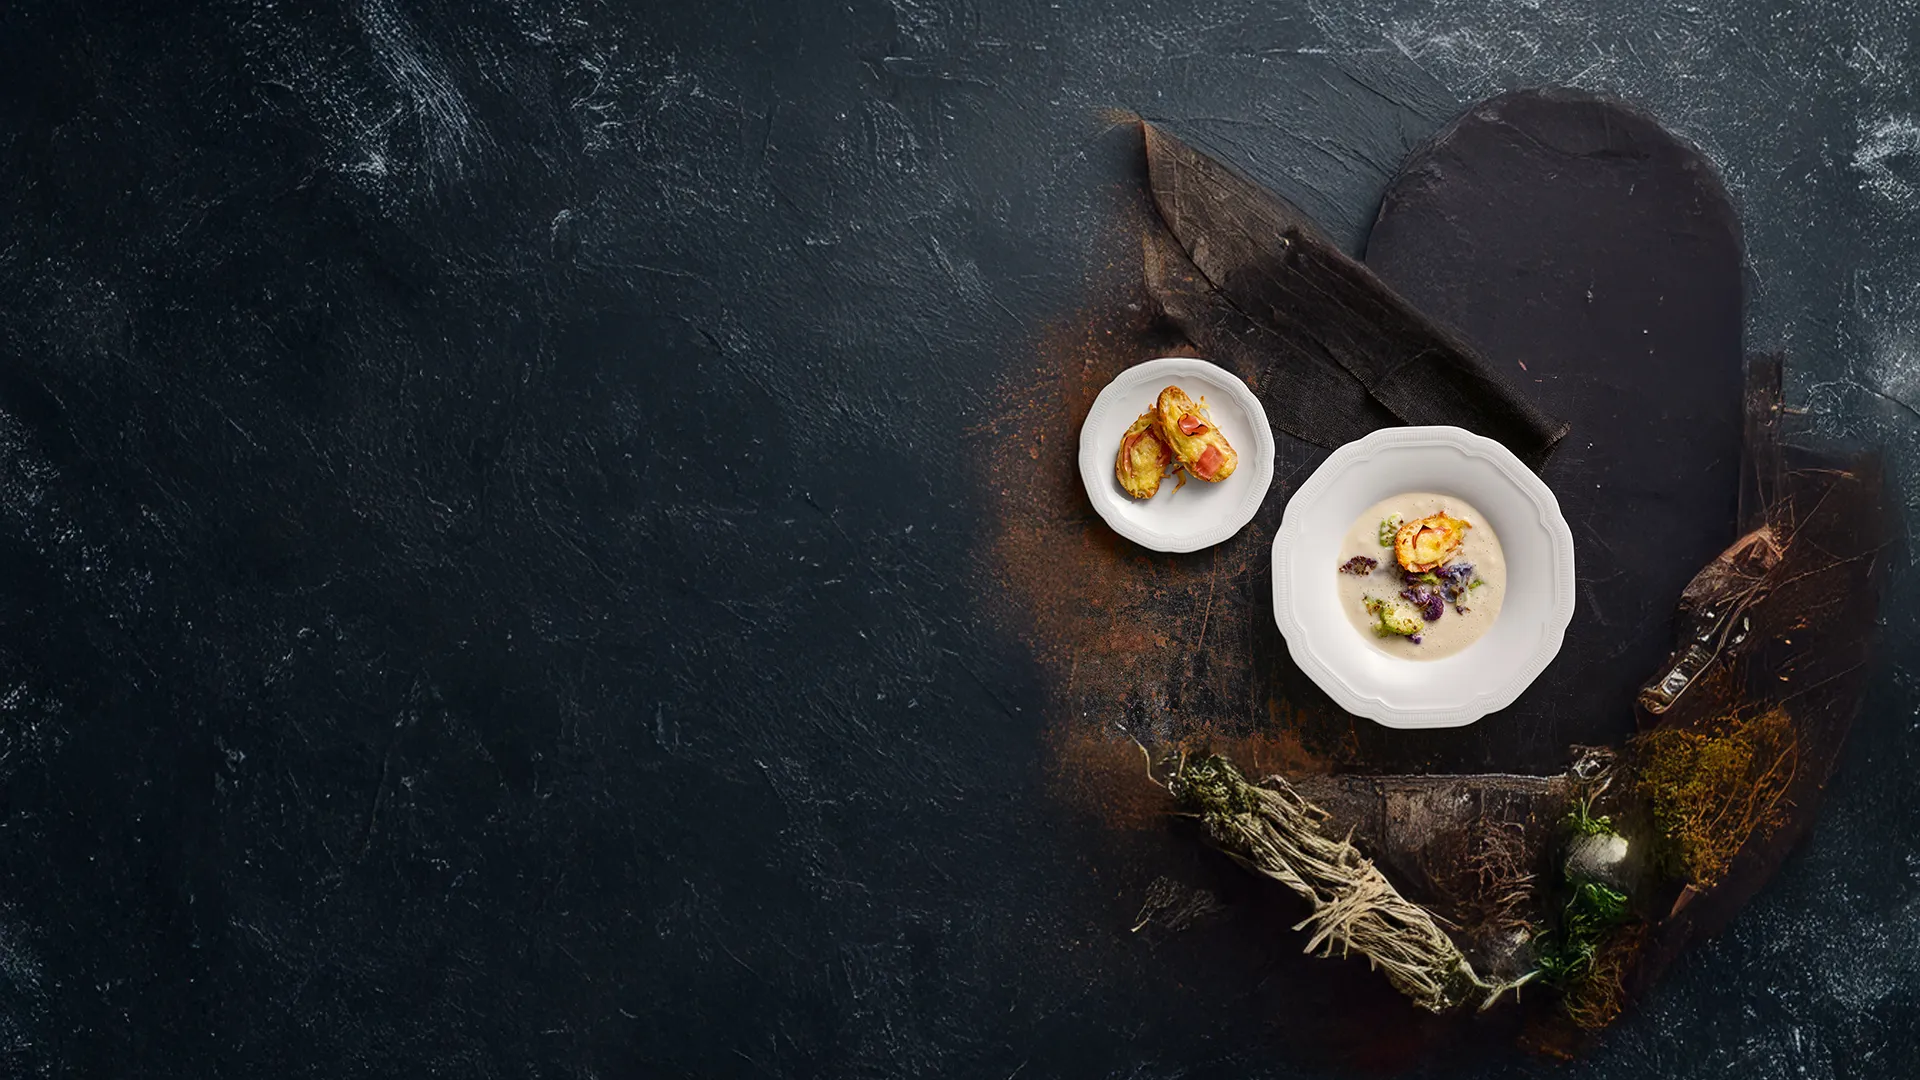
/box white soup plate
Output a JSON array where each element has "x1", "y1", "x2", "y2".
[{"x1": 1271, "y1": 425, "x2": 1575, "y2": 729}]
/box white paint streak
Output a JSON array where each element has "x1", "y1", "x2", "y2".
[
  {"x1": 353, "y1": 0, "x2": 485, "y2": 177},
  {"x1": 1854, "y1": 114, "x2": 1920, "y2": 205}
]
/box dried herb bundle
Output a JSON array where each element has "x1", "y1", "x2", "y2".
[
  {"x1": 1167, "y1": 754, "x2": 1530, "y2": 1012},
  {"x1": 1287, "y1": 756, "x2": 1603, "y2": 979}
]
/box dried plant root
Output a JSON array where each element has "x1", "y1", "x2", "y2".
[{"x1": 1458, "y1": 817, "x2": 1537, "y2": 942}]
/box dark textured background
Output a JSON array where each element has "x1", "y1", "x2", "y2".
[{"x1": 1, "y1": 1, "x2": 1917, "y2": 1076}]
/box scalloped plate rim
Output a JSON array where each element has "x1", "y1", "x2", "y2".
[{"x1": 1271, "y1": 426, "x2": 1576, "y2": 729}]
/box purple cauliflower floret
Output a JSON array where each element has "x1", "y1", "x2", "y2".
[
  {"x1": 1398, "y1": 587, "x2": 1445, "y2": 622},
  {"x1": 1436, "y1": 561, "x2": 1477, "y2": 612},
  {"x1": 1338, "y1": 555, "x2": 1379, "y2": 575},
  {"x1": 1400, "y1": 561, "x2": 1477, "y2": 618}
]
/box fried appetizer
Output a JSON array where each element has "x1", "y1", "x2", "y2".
[
  {"x1": 1115, "y1": 408, "x2": 1173, "y2": 499},
  {"x1": 1393, "y1": 511, "x2": 1471, "y2": 573},
  {"x1": 1154, "y1": 385, "x2": 1238, "y2": 482}
]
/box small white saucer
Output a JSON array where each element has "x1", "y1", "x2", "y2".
[
  {"x1": 1271, "y1": 426, "x2": 1576, "y2": 729},
  {"x1": 1077, "y1": 357, "x2": 1276, "y2": 553}
]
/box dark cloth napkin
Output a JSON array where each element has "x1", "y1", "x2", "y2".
[{"x1": 1140, "y1": 121, "x2": 1570, "y2": 466}]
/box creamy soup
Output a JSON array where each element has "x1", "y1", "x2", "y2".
[{"x1": 1335, "y1": 493, "x2": 1506, "y2": 660}]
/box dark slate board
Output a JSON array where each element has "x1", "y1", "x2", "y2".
[{"x1": 1356, "y1": 88, "x2": 1746, "y2": 770}]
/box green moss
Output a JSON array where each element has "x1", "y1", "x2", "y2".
[{"x1": 1632, "y1": 709, "x2": 1796, "y2": 888}]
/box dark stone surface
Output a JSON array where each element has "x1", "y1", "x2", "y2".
[{"x1": 0, "y1": 1, "x2": 1915, "y2": 1077}]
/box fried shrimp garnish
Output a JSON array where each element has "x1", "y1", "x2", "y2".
[{"x1": 1394, "y1": 512, "x2": 1471, "y2": 572}]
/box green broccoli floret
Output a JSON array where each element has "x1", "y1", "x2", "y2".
[
  {"x1": 1378, "y1": 513, "x2": 1403, "y2": 547},
  {"x1": 1362, "y1": 596, "x2": 1422, "y2": 637}
]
